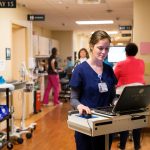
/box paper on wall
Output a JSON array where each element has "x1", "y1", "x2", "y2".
[{"x1": 0, "y1": 59, "x2": 5, "y2": 71}]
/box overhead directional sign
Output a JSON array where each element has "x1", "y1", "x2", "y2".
[
  {"x1": 119, "y1": 25, "x2": 132, "y2": 30},
  {"x1": 122, "y1": 33, "x2": 132, "y2": 37},
  {"x1": 0, "y1": 0, "x2": 16, "y2": 8},
  {"x1": 27, "y1": 14, "x2": 45, "y2": 21}
]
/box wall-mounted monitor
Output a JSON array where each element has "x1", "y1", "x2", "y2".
[{"x1": 108, "y1": 46, "x2": 126, "y2": 63}]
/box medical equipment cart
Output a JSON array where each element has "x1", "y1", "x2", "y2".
[{"x1": 0, "y1": 87, "x2": 13, "y2": 149}]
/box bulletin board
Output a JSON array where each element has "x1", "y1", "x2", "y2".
[{"x1": 140, "y1": 42, "x2": 150, "y2": 54}]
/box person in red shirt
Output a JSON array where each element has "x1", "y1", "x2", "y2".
[{"x1": 114, "y1": 43, "x2": 145, "y2": 150}]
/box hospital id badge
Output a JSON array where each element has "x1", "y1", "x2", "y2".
[{"x1": 98, "y1": 82, "x2": 108, "y2": 93}]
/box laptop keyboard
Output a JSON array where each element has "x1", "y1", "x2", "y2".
[
  {"x1": 94, "y1": 106, "x2": 146, "y2": 116},
  {"x1": 94, "y1": 106, "x2": 116, "y2": 116}
]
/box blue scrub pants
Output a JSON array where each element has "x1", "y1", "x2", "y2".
[
  {"x1": 75, "y1": 131, "x2": 113, "y2": 150},
  {"x1": 119, "y1": 128, "x2": 141, "y2": 150}
]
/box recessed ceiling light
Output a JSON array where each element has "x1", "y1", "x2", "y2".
[{"x1": 76, "y1": 20, "x2": 114, "y2": 25}]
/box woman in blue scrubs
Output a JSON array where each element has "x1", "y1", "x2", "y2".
[{"x1": 69, "y1": 30, "x2": 117, "y2": 150}]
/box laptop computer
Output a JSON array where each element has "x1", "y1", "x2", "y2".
[{"x1": 95, "y1": 85, "x2": 150, "y2": 116}]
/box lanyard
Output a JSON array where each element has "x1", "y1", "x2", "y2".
[{"x1": 98, "y1": 74, "x2": 102, "y2": 82}]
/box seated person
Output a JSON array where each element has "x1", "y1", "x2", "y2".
[{"x1": 114, "y1": 43, "x2": 145, "y2": 150}]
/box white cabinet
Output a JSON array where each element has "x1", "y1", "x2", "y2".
[
  {"x1": 33, "y1": 34, "x2": 39, "y2": 55},
  {"x1": 49, "y1": 39, "x2": 60, "y2": 54},
  {"x1": 39, "y1": 36, "x2": 50, "y2": 55},
  {"x1": 33, "y1": 35, "x2": 50, "y2": 56}
]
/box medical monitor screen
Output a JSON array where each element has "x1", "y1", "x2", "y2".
[{"x1": 108, "y1": 46, "x2": 126, "y2": 62}]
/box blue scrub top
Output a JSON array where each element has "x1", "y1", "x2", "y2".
[{"x1": 69, "y1": 61, "x2": 117, "y2": 108}]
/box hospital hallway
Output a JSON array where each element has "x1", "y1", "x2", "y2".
[{"x1": 7, "y1": 101, "x2": 150, "y2": 150}]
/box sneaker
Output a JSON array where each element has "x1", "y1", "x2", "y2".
[
  {"x1": 55, "y1": 102, "x2": 63, "y2": 106},
  {"x1": 58, "y1": 102, "x2": 63, "y2": 105},
  {"x1": 47, "y1": 102, "x2": 54, "y2": 106}
]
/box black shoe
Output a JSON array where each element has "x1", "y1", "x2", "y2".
[
  {"x1": 135, "y1": 145, "x2": 141, "y2": 150},
  {"x1": 117, "y1": 143, "x2": 125, "y2": 150}
]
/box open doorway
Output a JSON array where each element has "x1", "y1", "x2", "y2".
[{"x1": 12, "y1": 24, "x2": 28, "y2": 80}]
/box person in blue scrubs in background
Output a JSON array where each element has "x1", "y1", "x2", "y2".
[{"x1": 69, "y1": 30, "x2": 117, "y2": 150}]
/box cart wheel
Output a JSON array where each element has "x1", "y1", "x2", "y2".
[
  {"x1": 16, "y1": 129, "x2": 21, "y2": 132},
  {"x1": 0, "y1": 142, "x2": 3, "y2": 149},
  {"x1": 26, "y1": 133, "x2": 32, "y2": 139},
  {"x1": 30, "y1": 128, "x2": 34, "y2": 133},
  {"x1": 7, "y1": 142, "x2": 13, "y2": 149},
  {"x1": 17, "y1": 137, "x2": 24, "y2": 144},
  {"x1": 33, "y1": 125, "x2": 36, "y2": 130}
]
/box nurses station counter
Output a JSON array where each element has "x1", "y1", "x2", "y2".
[{"x1": 67, "y1": 109, "x2": 149, "y2": 150}]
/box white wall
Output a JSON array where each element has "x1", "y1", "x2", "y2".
[
  {"x1": 133, "y1": 0, "x2": 150, "y2": 84},
  {"x1": 51, "y1": 31, "x2": 73, "y2": 66},
  {"x1": 0, "y1": 7, "x2": 32, "y2": 80}
]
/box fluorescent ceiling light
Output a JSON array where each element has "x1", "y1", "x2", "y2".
[
  {"x1": 76, "y1": 20, "x2": 114, "y2": 25},
  {"x1": 77, "y1": 0, "x2": 102, "y2": 4}
]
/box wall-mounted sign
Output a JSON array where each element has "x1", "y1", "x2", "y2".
[
  {"x1": 27, "y1": 14, "x2": 45, "y2": 21},
  {"x1": 119, "y1": 25, "x2": 132, "y2": 30},
  {"x1": 6, "y1": 48, "x2": 11, "y2": 60},
  {"x1": 121, "y1": 33, "x2": 132, "y2": 37},
  {"x1": 0, "y1": 0, "x2": 16, "y2": 8}
]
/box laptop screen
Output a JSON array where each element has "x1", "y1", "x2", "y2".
[{"x1": 113, "y1": 85, "x2": 150, "y2": 114}]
